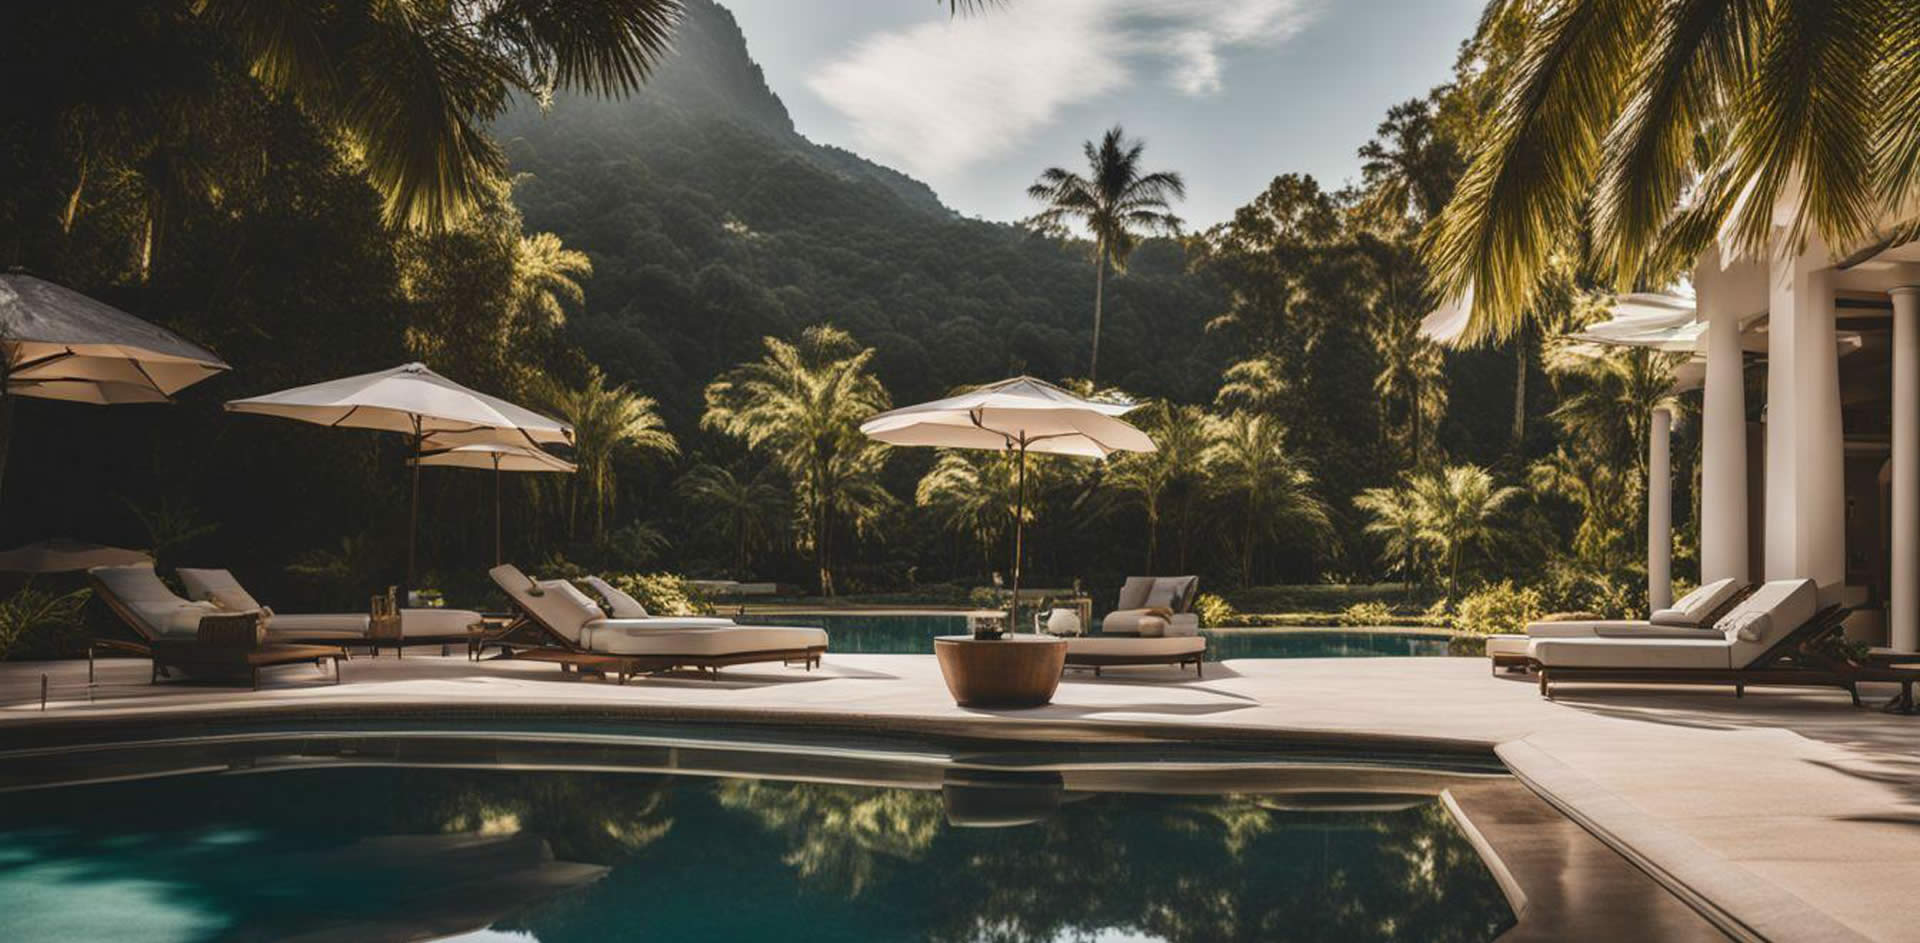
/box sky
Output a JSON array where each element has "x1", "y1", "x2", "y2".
[{"x1": 722, "y1": 0, "x2": 1487, "y2": 229}]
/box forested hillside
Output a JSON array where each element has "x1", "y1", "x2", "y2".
[{"x1": 497, "y1": 0, "x2": 1228, "y2": 423}]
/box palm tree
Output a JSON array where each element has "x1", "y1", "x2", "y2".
[
  {"x1": 1353, "y1": 483, "x2": 1427, "y2": 595},
  {"x1": 914, "y1": 450, "x2": 1027, "y2": 576},
  {"x1": 540, "y1": 366, "x2": 678, "y2": 541},
  {"x1": 510, "y1": 232, "x2": 593, "y2": 331},
  {"x1": 702, "y1": 325, "x2": 894, "y2": 595},
  {"x1": 1107, "y1": 401, "x2": 1212, "y2": 572},
  {"x1": 1026, "y1": 126, "x2": 1185, "y2": 382},
  {"x1": 1544, "y1": 344, "x2": 1685, "y2": 481},
  {"x1": 1411, "y1": 464, "x2": 1522, "y2": 602},
  {"x1": 677, "y1": 463, "x2": 784, "y2": 575},
  {"x1": 1366, "y1": 309, "x2": 1447, "y2": 468},
  {"x1": 1356, "y1": 97, "x2": 1462, "y2": 230},
  {"x1": 1424, "y1": 0, "x2": 1920, "y2": 340},
  {"x1": 1201, "y1": 411, "x2": 1331, "y2": 587}
]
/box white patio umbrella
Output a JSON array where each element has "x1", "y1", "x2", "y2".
[
  {"x1": 860, "y1": 376, "x2": 1155, "y2": 637},
  {"x1": 413, "y1": 443, "x2": 576, "y2": 567},
  {"x1": 0, "y1": 273, "x2": 230, "y2": 404},
  {"x1": 0, "y1": 273, "x2": 230, "y2": 503},
  {"x1": 225, "y1": 362, "x2": 572, "y2": 594},
  {"x1": 0, "y1": 538, "x2": 151, "y2": 573}
]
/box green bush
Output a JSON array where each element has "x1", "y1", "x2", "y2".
[
  {"x1": 1338, "y1": 601, "x2": 1394, "y2": 627},
  {"x1": 1192, "y1": 593, "x2": 1235, "y2": 628},
  {"x1": 601, "y1": 573, "x2": 714, "y2": 616},
  {"x1": 0, "y1": 584, "x2": 92, "y2": 660},
  {"x1": 1453, "y1": 581, "x2": 1545, "y2": 636},
  {"x1": 1536, "y1": 565, "x2": 1639, "y2": 620}
]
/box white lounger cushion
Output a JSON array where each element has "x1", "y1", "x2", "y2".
[
  {"x1": 1651, "y1": 577, "x2": 1744, "y2": 626},
  {"x1": 1718, "y1": 579, "x2": 1815, "y2": 666},
  {"x1": 1064, "y1": 636, "x2": 1205, "y2": 657},
  {"x1": 177, "y1": 568, "x2": 265, "y2": 612},
  {"x1": 1525, "y1": 620, "x2": 1647, "y2": 638},
  {"x1": 266, "y1": 613, "x2": 372, "y2": 639},
  {"x1": 579, "y1": 623, "x2": 826, "y2": 656},
  {"x1": 399, "y1": 609, "x2": 482, "y2": 637},
  {"x1": 91, "y1": 564, "x2": 217, "y2": 638},
  {"x1": 582, "y1": 575, "x2": 644, "y2": 618},
  {"x1": 1102, "y1": 609, "x2": 1168, "y2": 636},
  {"x1": 1529, "y1": 637, "x2": 1733, "y2": 670}
]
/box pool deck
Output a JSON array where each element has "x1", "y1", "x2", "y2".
[{"x1": 1, "y1": 652, "x2": 1916, "y2": 941}]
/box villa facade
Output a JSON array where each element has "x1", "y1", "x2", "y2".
[{"x1": 1655, "y1": 224, "x2": 1918, "y2": 652}]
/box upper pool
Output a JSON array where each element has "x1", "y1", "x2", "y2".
[
  {"x1": 0, "y1": 725, "x2": 1513, "y2": 942},
  {"x1": 736, "y1": 611, "x2": 1453, "y2": 659}
]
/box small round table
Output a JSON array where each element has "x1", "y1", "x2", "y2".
[{"x1": 934, "y1": 634, "x2": 1068, "y2": 708}]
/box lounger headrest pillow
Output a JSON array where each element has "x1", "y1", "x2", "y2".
[
  {"x1": 1116, "y1": 577, "x2": 1156, "y2": 611},
  {"x1": 538, "y1": 579, "x2": 604, "y2": 622},
  {"x1": 1721, "y1": 610, "x2": 1771, "y2": 642},
  {"x1": 583, "y1": 575, "x2": 649, "y2": 619},
  {"x1": 1713, "y1": 579, "x2": 1815, "y2": 640},
  {"x1": 1650, "y1": 577, "x2": 1743, "y2": 626},
  {"x1": 177, "y1": 568, "x2": 264, "y2": 613}
]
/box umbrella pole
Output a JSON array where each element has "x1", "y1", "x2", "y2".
[
  {"x1": 493, "y1": 458, "x2": 503, "y2": 568},
  {"x1": 1006, "y1": 436, "x2": 1027, "y2": 639},
  {"x1": 407, "y1": 425, "x2": 422, "y2": 604}
]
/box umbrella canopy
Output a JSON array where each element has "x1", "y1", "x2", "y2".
[
  {"x1": 0, "y1": 538, "x2": 151, "y2": 573},
  {"x1": 227, "y1": 363, "x2": 573, "y2": 594},
  {"x1": 861, "y1": 377, "x2": 1155, "y2": 638},
  {"x1": 416, "y1": 443, "x2": 576, "y2": 566},
  {"x1": 859, "y1": 376, "x2": 1155, "y2": 457},
  {"x1": 225, "y1": 362, "x2": 572, "y2": 448},
  {"x1": 0, "y1": 273, "x2": 229, "y2": 404}
]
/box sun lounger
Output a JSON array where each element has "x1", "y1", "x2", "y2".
[
  {"x1": 1530, "y1": 579, "x2": 1862, "y2": 703},
  {"x1": 85, "y1": 566, "x2": 344, "y2": 687},
  {"x1": 1521, "y1": 578, "x2": 1752, "y2": 639},
  {"x1": 1065, "y1": 576, "x2": 1207, "y2": 675},
  {"x1": 488, "y1": 565, "x2": 827, "y2": 680},
  {"x1": 177, "y1": 567, "x2": 481, "y2": 656}
]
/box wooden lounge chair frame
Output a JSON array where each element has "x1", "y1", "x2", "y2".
[
  {"x1": 1535, "y1": 606, "x2": 1865, "y2": 704},
  {"x1": 1063, "y1": 647, "x2": 1206, "y2": 677},
  {"x1": 488, "y1": 591, "x2": 825, "y2": 683},
  {"x1": 88, "y1": 593, "x2": 344, "y2": 689}
]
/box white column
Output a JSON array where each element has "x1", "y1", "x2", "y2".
[
  {"x1": 1891, "y1": 287, "x2": 1920, "y2": 651},
  {"x1": 1764, "y1": 238, "x2": 1846, "y2": 587},
  {"x1": 1700, "y1": 292, "x2": 1750, "y2": 584},
  {"x1": 1649, "y1": 406, "x2": 1673, "y2": 611}
]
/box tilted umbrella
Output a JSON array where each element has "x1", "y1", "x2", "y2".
[
  {"x1": 0, "y1": 538, "x2": 151, "y2": 573},
  {"x1": 0, "y1": 273, "x2": 230, "y2": 500},
  {"x1": 860, "y1": 376, "x2": 1155, "y2": 637},
  {"x1": 414, "y1": 443, "x2": 576, "y2": 567},
  {"x1": 226, "y1": 362, "x2": 572, "y2": 595}
]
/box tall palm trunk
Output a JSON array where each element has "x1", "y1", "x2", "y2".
[
  {"x1": 1143, "y1": 498, "x2": 1159, "y2": 572},
  {"x1": 1090, "y1": 242, "x2": 1107, "y2": 383},
  {"x1": 1240, "y1": 497, "x2": 1258, "y2": 588},
  {"x1": 1511, "y1": 327, "x2": 1527, "y2": 448}
]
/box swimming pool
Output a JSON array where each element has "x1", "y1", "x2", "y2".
[
  {"x1": 736, "y1": 612, "x2": 1454, "y2": 659},
  {"x1": 0, "y1": 726, "x2": 1514, "y2": 942}
]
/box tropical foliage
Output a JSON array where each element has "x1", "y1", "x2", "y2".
[{"x1": 0, "y1": 0, "x2": 1717, "y2": 619}]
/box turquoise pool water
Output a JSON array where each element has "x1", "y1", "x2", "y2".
[
  {"x1": 0, "y1": 731, "x2": 1513, "y2": 943},
  {"x1": 737, "y1": 612, "x2": 1453, "y2": 659}
]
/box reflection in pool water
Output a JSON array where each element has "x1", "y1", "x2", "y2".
[
  {"x1": 736, "y1": 612, "x2": 1453, "y2": 660},
  {"x1": 0, "y1": 763, "x2": 1512, "y2": 942}
]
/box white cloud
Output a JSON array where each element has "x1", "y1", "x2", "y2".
[{"x1": 807, "y1": 0, "x2": 1319, "y2": 177}]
